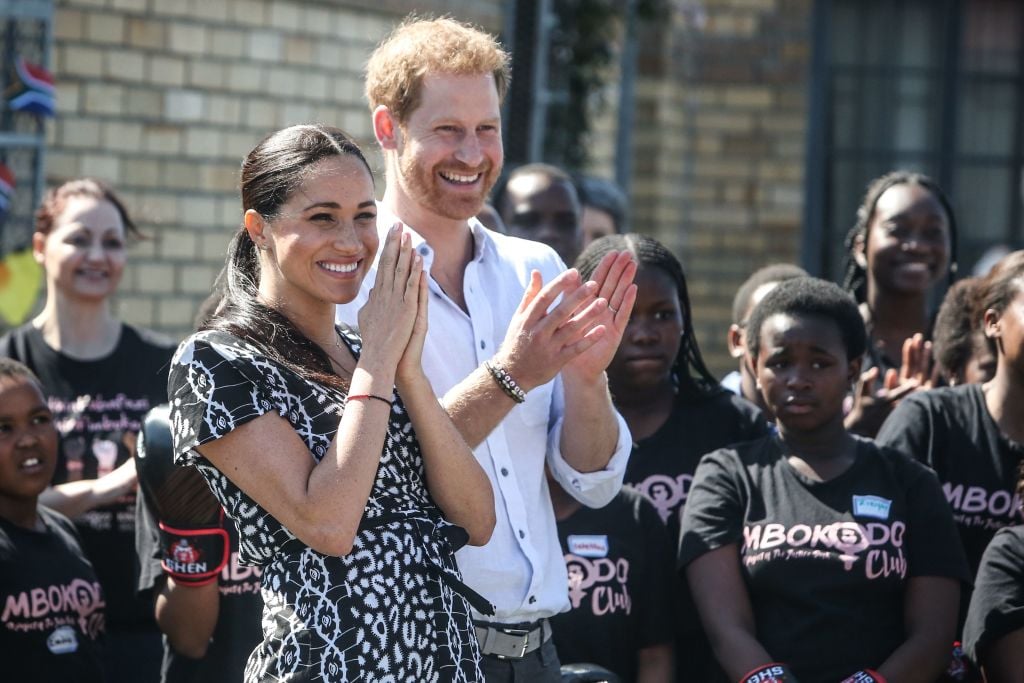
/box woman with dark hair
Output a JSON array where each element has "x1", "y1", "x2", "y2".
[
  {"x1": 549, "y1": 234, "x2": 767, "y2": 682},
  {"x1": 0, "y1": 177, "x2": 175, "y2": 682},
  {"x1": 841, "y1": 170, "x2": 958, "y2": 436},
  {"x1": 878, "y1": 250, "x2": 1024, "y2": 630},
  {"x1": 681, "y1": 276, "x2": 967, "y2": 682},
  {"x1": 166, "y1": 124, "x2": 494, "y2": 682}
]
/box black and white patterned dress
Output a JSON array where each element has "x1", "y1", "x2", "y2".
[{"x1": 167, "y1": 327, "x2": 484, "y2": 682}]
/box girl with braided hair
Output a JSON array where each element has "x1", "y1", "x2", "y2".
[
  {"x1": 841, "y1": 170, "x2": 958, "y2": 436},
  {"x1": 548, "y1": 234, "x2": 768, "y2": 682},
  {"x1": 574, "y1": 233, "x2": 769, "y2": 525}
]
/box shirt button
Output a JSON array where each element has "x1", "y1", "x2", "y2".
[
  {"x1": 528, "y1": 596, "x2": 536, "y2": 604},
  {"x1": 518, "y1": 529, "x2": 525, "y2": 539},
  {"x1": 480, "y1": 340, "x2": 486, "y2": 350},
  {"x1": 500, "y1": 467, "x2": 509, "y2": 476}
]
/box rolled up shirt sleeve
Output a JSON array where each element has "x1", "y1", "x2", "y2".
[{"x1": 546, "y1": 403, "x2": 632, "y2": 508}]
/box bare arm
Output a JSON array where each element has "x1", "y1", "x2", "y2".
[
  {"x1": 154, "y1": 577, "x2": 219, "y2": 659},
  {"x1": 197, "y1": 363, "x2": 394, "y2": 557},
  {"x1": 558, "y1": 251, "x2": 638, "y2": 472},
  {"x1": 39, "y1": 458, "x2": 137, "y2": 518},
  {"x1": 636, "y1": 643, "x2": 674, "y2": 683},
  {"x1": 874, "y1": 576, "x2": 960, "y2": 683},
  {"x1": 196, "y1": 227, "x2": 420, "y2": 557},
  {"x1": 686, "y1": 544, "x2": 776, "y2": 681},
  {"x1": 978, "y1": 629, "x2": 1024, "y2": 683},
  {"x1": 442, "y1": 266, "x2": 611, "y2": 448},
  {"x1": 396, "y1": 271, "x2": 494, "y2": 546}
]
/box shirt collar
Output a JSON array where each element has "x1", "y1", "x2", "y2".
[{"x1": 376, "y1": 202, "x2": 494, "y2": 269}]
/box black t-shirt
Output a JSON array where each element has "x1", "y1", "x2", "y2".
[
  {"x1": 135, "y1": 491, "x2": 264, "y2": 683},
  {"x1": 551, "y1": 488, "x2": 674, "y2": 683},
  {"x1": 876, "y1": 384, "x2": 1024, "y2": 577},
  {"x1": 0, "y1": 323, "x2": 175, "y2": 630},
  {"x1": 0, "y1": 506, "x2": 106, "y2": 682},
  {"x1": 624, "y1": 390, "x2": 769, "y2": 531},
  {"x1": 679, "y1": 435, "x2": 969, "y2": 682},
  {"x1": 623, "y1": 390, "x2": 767, "y2": 682},
  {"x1": 962, "y1": 525, "x2": 1024, "y2": 666}
]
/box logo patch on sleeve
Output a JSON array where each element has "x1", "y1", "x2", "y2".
[
  {"x1": 853, "y1": 495, "x2": 892, "y2": 520},
  {"x1": 567, "y1": 535, "x2": 609, "y2": 558}
]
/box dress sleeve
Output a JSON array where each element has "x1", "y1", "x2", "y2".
[
  {"x1": 167, "y1": 334, "x2": 285, "y2": 466},
  {"x1": 677, "y1": 448, "x2": 746, "y2": 569},
  {"x1": 876, "y1": 395, "x2": 933, "y2": 465},
  {"x1": 963, "y1": 527, "x2": 1024, "y2": 663},
  {"x1": 903, "y1": 458, "x2": 971, "y2": 582}
]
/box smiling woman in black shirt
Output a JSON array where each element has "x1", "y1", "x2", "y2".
[{"x1": 679, "y1": 277, "x2": 968, "y2": 683}]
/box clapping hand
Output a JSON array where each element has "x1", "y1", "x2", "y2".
[
  {"x1": 358, "y1": 224, "x2": 424, "y2": 374},
  {"x1": 563, "y1": 250, "x2": 638, "y2": 382},
  {"x1": 495, "y1": 251, "x2": 637, "y2": 391},
  {"x1": 845, "y1": 334, "x2": 933, "y2": 437}
]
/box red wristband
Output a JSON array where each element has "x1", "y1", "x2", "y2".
[
  {"x1": 840, "y1": 670, "x2": 886, "y2": 683},
  {"x1": 346, "y1": 393, "x2": 393, "y2": 407},
  {"x1": 738, "y1": 663, "x2": 796, "y2": 683}
]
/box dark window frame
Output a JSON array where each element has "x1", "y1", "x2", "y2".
[{"x1": 803, "y1": 0, "x2": 1024, "y2": 279}]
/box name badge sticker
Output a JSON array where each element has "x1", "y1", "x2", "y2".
[
  {"x1": 567, "y1": 535, "x2": 609, "y2": 558},
  {"x1": 853, "y1": 495, "x2": 892, "y2": 520}
]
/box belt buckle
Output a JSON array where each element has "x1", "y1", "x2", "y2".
[{"x1": 499, "y1": 627, "x2": 529, "y2": 659}]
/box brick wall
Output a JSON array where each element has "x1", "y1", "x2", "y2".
[
  {"x1": 47, "y1": 0, "x2": 503, "y2": 341},
  {"x1": 617, "y1": 0, "x2": 813, "y2": 374}
]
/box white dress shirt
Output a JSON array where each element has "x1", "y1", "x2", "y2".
[{"x1": 337, "y1": 206, "x2": 632, "y2": 623}]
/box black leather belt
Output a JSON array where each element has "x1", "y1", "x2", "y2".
[{"x1": 473, "y1": 619, "x2": 552, "y2": 659}]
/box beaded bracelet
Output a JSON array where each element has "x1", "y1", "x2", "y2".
[
  {"x1": 347, "y1": 393, "x2": 393, "y2": 407},
  {"x1": 483, "y1": 360, "x2": 526, "y2": 404}
]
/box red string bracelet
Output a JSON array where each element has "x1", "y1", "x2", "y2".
[{"x1": 347, "y1": 394, "x2": 393, "y2": 407}]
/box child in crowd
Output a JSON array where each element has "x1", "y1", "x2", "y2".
[
  {"x1": 962, "y1": 463, "x2": 1024, "y2": 682},
  {"x1": 548, "y1": 470, "x2": 675, "y2": 683},
  {"x1": 567, "y1": 234, "x2": 768, "y2": 683},
  {"x1": 932, "y1": 277, "x2": 996, "y2": 386},
  {"x1": 723, "y1": 263, "x2": 808, "y2": 418},
  {"x1": 842, "y1": 171, "x2": 957, "y2": 436},
  {"x1": 0, "y1": 178, "x2": 174, "y2": 681},
  {"x1": 575, "y1": 234, "x2": 769, "y2": 532},
  {"x1": 878, "y1": 251, "x2": 1024, "y2": 613},
  {"x1": 681, "y1": 277, "x2": 968, "y2": 682},
  {"x1": 0, "y1": 358, "x2": 106, "y2": 682}
]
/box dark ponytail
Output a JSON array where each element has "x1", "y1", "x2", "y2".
[{"x1": 204, "y1": 124, "x2": 373, "y2": 390}]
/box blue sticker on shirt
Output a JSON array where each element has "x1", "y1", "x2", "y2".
[{"x1": 852, "y1": 495, "x2": 892, "y2": 520}]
